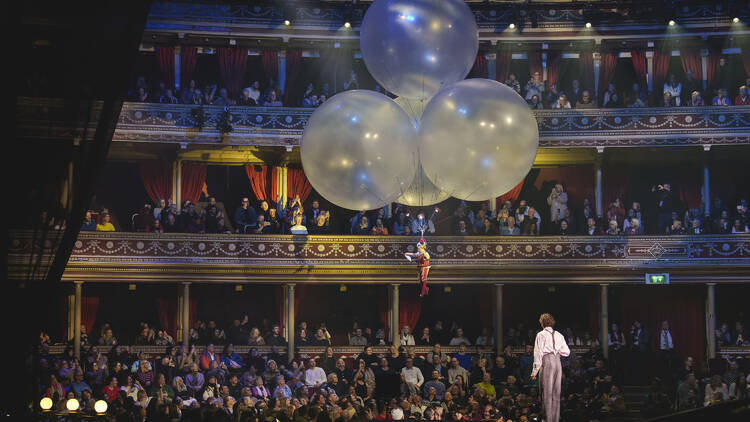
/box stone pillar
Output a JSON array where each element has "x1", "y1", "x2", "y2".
[
  {"x1": 600, "y1": 283, "x2": 609, "y2": 359},
  {"x1": 182, "y1": 282, "x2": 190, "y2": 346},
  {"x1": 646, "y1": 50, "x2": 654, "y2": 93},
  {"x1": 494, "y1": 284, "x2": 504, "y2": 355},
  {"x1": 593, "y1": 52, "x2": 601, "y2": 95},
  {"x1": 391, "y1": 284, "x2": 400, "y2": 346},
  {"x1": 706, "y1": 283, "x2": 716, "y2": 359},
  {"x1": 487, "y1": 53, "x2": 497, "y2": 81},
  {"x1": 67, "y1": 292, "x2": 76, "y2": 342},
  {"x1": 175, "y1": 160, "x2": 183, "y2": 210},
  {"x1": 279, "y1": 50, "x2": 287, "y2": 95},
  {"x1": 701, "y1": 49, "x2": 709, "y2": 91},
  {"x1": 287, "y1": 284, "x2": 295, "y2": 363},
  {"x1": 595, "y1": 159, "x2": 603, "y2": 218},
  {"x1": 703, "y1": 162, "x2": 710, "y2": 217},
  {"x1": 175, "y1": 45, "x2": 181, "y2": 90},
  {"x1": 74, "y1": 281, "x2": 83, "y2": 359}
]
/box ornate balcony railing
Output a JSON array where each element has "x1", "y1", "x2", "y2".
[
  {"x1": 16, "y1": 98, "x2": 750, "y2": 149},
  {"x1": 9, "y1": 231, "x2": 750, "y2": 283}
]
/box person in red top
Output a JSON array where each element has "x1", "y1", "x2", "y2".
[
  {"x1": 45, "y1": 374, "x2": 65, "y2": 399},
  {"x1": 199, "y1": 343, "x2": 221, "y2": 371},
  {"x1": 404, "y1": 237, "x2": 431, "y2": 297},
  {"x1": 101, "y1": 377, "x2": 119, "y2": 402},
  {"x1": 735, "y1": 86, "x2": 750, "y2": 105}
]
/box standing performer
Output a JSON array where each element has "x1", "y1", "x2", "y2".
[
  {"x1": 404, "y1": 237, "x2": 431, "y2": 297},
  {"x1": 530, "y1": 313, "x2": 570, "y2": 422}
]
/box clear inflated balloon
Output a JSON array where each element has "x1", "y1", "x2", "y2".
[
  {"x1": 419, "y1": 79, "x2": 539, "y2": 201},
  {"x1": 393, "y1": 97, "x2": 427, "y2": 129},
  {"x1": 301, "y1": 90, "x2": 417, "y2": 211},
  {"x1": 360, "y1": 0, "x2": 478, "y2": 100}
]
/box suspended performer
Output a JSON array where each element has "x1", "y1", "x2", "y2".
[
  {"x1": 531, "y1": 313, "x2": 570, "y2": 422},
  {"x1": 404, "y1": 237, "x2": 431, "y2": 297}
]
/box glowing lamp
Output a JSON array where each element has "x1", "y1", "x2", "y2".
[
  {"x1": 284, "y1": 19, "x2": 291, "y2": 26},
  {"x1": 733, "y1": 17, "x2": 740, "y2": 24},
  {"x1": 585, "y1": 22, "x2": 592, "y2": 28},
  {"x1": 39, "y1": 397, "x2": 53, "y2": 411},
  {"x1": 668, "y1": 20, "x2": 676, "y2": 26},
  {"x1": 66, "y1": 398, "x2": 80, "y2": 411},
  {"x1": 94, "y1": 400, "x2": 108, "y2": 414},
  {"x1": 344, "y1": 22, "x2": 351, "y2": 29},
  {"x1": 508, "y1": 23, "x2": 515, "y2": 29}
]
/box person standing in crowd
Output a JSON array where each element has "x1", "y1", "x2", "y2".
[
  {"x1": 547, "y1": 183, "x2": 568, "y2": 225},
  {"x1": 531, "y1": 313, "x2": 570, "y2": 422}
]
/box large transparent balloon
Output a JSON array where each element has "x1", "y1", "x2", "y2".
[
  {"x1": 393, "y1": 97, "x2": 450, "y2": 206},
  {"x1": 419, "y1": 79, "x2": 539, "y2": 201},
  {"x1": 360, "y1": 0, "x2": 478, "y2": 100},
  {"x1": 301, "y1": 90, "x2": 417, "y2": 211}
]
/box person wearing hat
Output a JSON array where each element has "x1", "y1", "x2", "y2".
[{"x1": 404, "y1": 237, "x2": 431, "y2": 297}]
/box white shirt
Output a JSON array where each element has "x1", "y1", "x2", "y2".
[
  {"x1": 531, "y1": 327, "x2": 570, "y2": 377},
  {"x1": 401, "y1": 366, "x2": 424, "y2": 387},
  {"x1": 400, "y1": 334, "x2": 415, "y2": 346},
  {"x1": 449, "y1": 336, "x2": 471, "y2": 346},
  {"x1": 304, "y1": 367, "x2": 326, "y2": 387},
  {"x1": 659, "y1": 330, "x2": 674, "y2": 350}
]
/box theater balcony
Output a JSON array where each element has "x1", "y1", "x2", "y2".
[
  {"x1": 9, "y1": 230, "x2": 750, "y2": 284},
  {"x1": 16, "y1": 98, "x2": 750, "y2": 149}
]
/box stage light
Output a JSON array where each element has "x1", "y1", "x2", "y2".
[
  {"x1": 733, "y1": 17, "x2": 740, "y2": 23},
  {"x1": 585, "y1": 22, "x2": 592, "y2": 28},
  {"x1": 668, "y1": 20, "x2": 676, "y2": 26},
  {"x1": 94, "y1": 400, "x2": 108, "y2": 414},
  {"x1": 284, "y1": 19, "x2": 291, "y2": 26},
  {"x1": 39, "y1": 398, "x2": 53, "y2": 411},
  {"x1": 66, "y1": 398, "x2": 80, "y2": 411},
  {"x1": 344, "y1": 22, "x2": 351, "y2": 29},
  {"x1": 508, "y1": 23, "x2": 516, "y2": 29}
]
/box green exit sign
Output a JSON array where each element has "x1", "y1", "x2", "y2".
[{"x1": 646, "y1": 273, "x2": 670, "y2": 284}]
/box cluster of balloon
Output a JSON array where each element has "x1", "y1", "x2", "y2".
[{"x1": 300, "y1": 0, "x2": 538, "y2": 210}]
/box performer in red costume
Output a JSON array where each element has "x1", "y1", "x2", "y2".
[{"x1": 405, "y1": 237, "x2": 431, "y2": 297}]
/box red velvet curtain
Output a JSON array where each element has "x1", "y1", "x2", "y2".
[
  {"x1": 528, "y1": 50, "x2": 543, "y2": 78},
  {"x1": 630, "y1": 49, "x2": 648, "y2": 89},
  {"x1": 156, "y1": 46, "x2": 175, "y2": 89},
  {"x1": 680, "y1": 49, "x2": 703, "y2": 81},
  {"x1": 140, "y1": 161, "x2": 173, "y2": 204},
  {"x1": 598, "y1": 52, "x2": 618, "y2": 101},
  {"x1": 270, "y1": 167, "x2": 278, "y2": 203},
  {"x1": 180, "y1": 46, "x2": 198, "y2": 89},
  {"x1": 496, "y1": 179, "x2": 525, "y2": 208},
  {"x1": 155, "y1": 297, "x2": 178, "y2": 338},
  {"x1": 652, "y1": 46, "x2": 671, "y2": 96},
  {"x1": 261, "y1": 50, "x2": 279, "y2": 87},
  {"x1": 742, "y1": 51, "x2": 750, "y2": 81},
  {"x1": 284, "y1": 49, "x2": 303, "y2": 105},
  {"x1": 495, "y1": 48, "x2": 512, "y2": 83},
  {"x1": 287, "y1": 168, "x2": 313, "y2": 203},
  {"x1": 706, "y1": 46, "x2": 722, "y2": 91},
  {"x1": 546, "y1": 50, "x2": 562, "y2": 89},
  {"x1": 534, "y1": 165, "x2": 595, "y2": 207},
  {"x1": 399, "y1": 286, "x2": 422, "y2": 331},
  {"x1": 579, "y1": 51, "x2": 595, "y2": 92},
  {"x1": 603, "y1": 164, "x2": 630, "y2": 209},
  {"x1": 181, "y1": 163, "x2": 207, "y2": 203},
  {"x1": 618, "y1": 286, "x2": 705, "y2": 368},
  {"x1": 677, "y1": 166, "x2": 702, "y2": 209},
  {"x1": 468, "y1": 54, "x2": 488, "y2": 79},
  {"x1": 245, "y1": 165, "x2": 270, "y2": 201},
  {"x1": 217, "y1": 47, "x2": 249, "y2": 98},
  {"x1": 82, "y1": 297, "x2": 99, "y2": 335}
]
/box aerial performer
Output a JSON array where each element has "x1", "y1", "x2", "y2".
[
  {"x1": 404, "y1": 235, "x2": 430, "y2": 297},
  {"x1": 531, "y1": 313, "x2": 570, "y2": 422}
]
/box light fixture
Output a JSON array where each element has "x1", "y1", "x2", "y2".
[
  {"x1": 66, "y1": 398, "x2": 80, "y2": 411},
  {"x1": 39, "y1": 397, "x2": 53, "y2": 411},
  {"x1": 733, "y1": 17, "x2": 740, "y2": 23},
  {"x1": 284, "y1": 19, "x2": 291, "y2": 26},
  {"x1": 508, "y1": 23, "x2": 516, "y2": 29},
  {"x1": 668, "y1": 20, "x2": 676, "y2": 26},
  {"x1": 585, "y1": 22, "x2": 592, "y2": 28},
  {"x1": 344, "y1": 22, "x2": 351, "y2": 29},
  {"x1": 94, "y1": 400, "x2": 108, "y2": 414}
]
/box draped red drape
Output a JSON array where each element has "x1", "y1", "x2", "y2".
[
  {"x1": 495, "y1": 48, "x2": 512, "y2": 84},
  {"x1": 189, "y1": 297, "x2": 197, "y2": 327},
  {"x1": 82, "y1": 297, "x2": 99, "y2": 335},
  {"x1": 261, "y1": 50, "x2": 279, "y2": 86},
  {"x1": 545, "y1": 50, "x2": 562, "y2": 89},
  {"x1": 652, "y1": 46, "x2": 671, "y2": 96},
  {"x1": 598, "y1": 52, "x2": 618, "y2": 101},
  {"x1": 468, "y1": 54, "x2": 488, "y2": 79},
  {"x1": 156, "y1": 46, "x2": 175, "y2": 89},
  {"x1": 270, "y1": 167, "x2": 278, "y2": 203},
  {"x1": 496, "y1": 179, "x2": 525, "y2": 208},
  {"x1": 217, "y1": 47, "x2": 249, "y2": 98},
  {"x1": 680, "y1": 49, "x2": 703, "y2": 81},
  {"x1": 741, "y1": 51, "x2": 750, "y2": 81},
  {"x1": 180, "y1": 46, "x2": 198, "y2": 89},
  {"x1": 155, "y1": 297, "x2": 178, "y2": 338},
  {"x1": 287, "y1": 168, "x2": 313, "y2": 203},
  {"x1": 139, "y1": 161, "x2": 173, "y2": 204},
  {"x1": 677, "y1": 166, "x2": 702, "y2": 209},
  {"x1": 630, "y1": 49, "x2": 648, "y2": 89},
  {"x1": 602, "y1": 164, "x2": 630, "y2": 209},
  {"x1": 618, "y1": 286, "x2": 705, "y2": 368},
  {"x1": 534, "y1": 165, "x2": 595, "y2": 207},
  {"x1": 181, "y1": 163, "x2": 207, "y2": 204},
  {"x1": 706, "y1": 46, "x2": 722, "y2": 91},
  {"x1": 528, "y1": 50, "x2": 543, "y2": 78},
  {"x1": 579, "y1": 51, "x2": 595, "y2": 92},
  {"x1": 399, "y1": 286, "x2": 422, "y2": 331},
  {"x1": 284, "y1": 49, "x2": 303, "y2": 105},
  {"x1": 245, "y1": 165, "x2": 270, "y2": 201}
]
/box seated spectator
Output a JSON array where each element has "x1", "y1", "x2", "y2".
[
  {"x1": 96, "y1": 213, "x2": 115, "y2": 231},
  {"x1": 134, "y1": 86, "x2": 149, "y2": 102},
  {"x1": 735, "y1": 85, "x2": 750, "y2": 105},
  {"x1": 263, "y1": 90, "x2": 283, "y2": 107},
  {"x1": 302, "y1": 94, "x2": 318, "y2": 107},
  {"x1": 628, "y1": 90, "x2": 648, "y2": 108},
  {"x1": 683, "y1": 70, "x2": 701, "y2": 104},
  {"x1": 212, "y1": 88, "x2": 232, "y2": 106},
  {"x1": 254, "y1": 214, "x2": 271, "y2": 234},
  {"x1": 81, "y1": 211, "x2": 97, "y2": 231},
  {"x1": 500, "y1": 216, "x2": 520, "y2": 235},
  {"x1": 181, "y1": 79, "x2": 197, "y2": 104},
  {"x1": 159, "y1": 88, "x2": 179, "y2": 104},
  {"x1": 245, "y1": 81, "x2": 261, "y2": 103},
  {"x1": 661, "y1": 91, "x2": 674, "y2": 107},
  {"x1": 524, "y1": 72, "x2": 544, "y2": 101},
  {"x1": 504, "y1": 73, "x2": 521, "y2": 94},
  {"x1": 528, "y1": 94, "x2": 544, "y2": 109},
  {"x1": 713, "y1": 89, "x2": 731, "y2": 106},
  {"x1": 601, "y1": 83, "x2": 618, "y2": 108},
  {"x1": 449, "y1": 328, "x2": 471, "y2": 346},
  {"x1": 605, "y1": 220, "x2": 621, "y2": 235},
  {"x1": 203, "y1": 84, "x2": 216, "y2": 104},
  {"x1": 687, "y1": 91, "x2": 705, "y2": 106},
  {"x1": 558, "y1": 219, "x2": 571, "y2": 235},
  {"x1": 552, "y1": 94, "x2": 572, "y2": 109},
  {"x1": 569, "y1": 79, "x2": 583, "y2": 105},
  {"x1": 624, "y1": 218, "x2": 642, "y2": 235},
  {"x1": 688, "y1": 218, "x2": 704, "y2": 235},
  {"x1": 575, "y1": 90, "x2": 597, "y2": 108},
  {"x1": 544, "y1": 83, "x2": 560, "y2": 106},
  {"x1": 704, "y1": 374, "x2": 729, "y2": 406},
  {"x1": 289, "y1": 214, "x2": 308, "y2": 235},
  {"x1": 237, "y1": 88, "x2": 257, "y2": 106},
  {"x1": 371, "y1": 218, "x2": 389, "y2": 235},
  {"x1": 664, "y1": 74, "x2": 682, "y2": 106},
  {"x1": 732, "y1": 218, "x2": 749, "y2": 233},
  {"x1": 234, "y1": 197, "x2": 258, "y2": 234},
  {"x1": 133, "y1": 205, "x2": 153, "y2": 232},
  {"x1": 318, "y1": 94, "x2": 327, "y2": 104},
  {"x1": 520, "y1": 207, "x2": 540, "y2": 235}
]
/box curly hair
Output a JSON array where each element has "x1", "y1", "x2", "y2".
[{"x1": 539, "y1": 313, "x2": 556, "y2": 328}]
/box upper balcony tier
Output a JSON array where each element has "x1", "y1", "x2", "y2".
[
  {"x1": 16, "y1": 98, "x2": 750, "y2": 150},
  {"x1": 9, "y1": 231, "x2": 750, "y2": 284}
]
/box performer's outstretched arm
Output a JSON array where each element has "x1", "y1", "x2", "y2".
[{"x1": 530, "y1": 331, "x2": 544, "y2": 380}]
